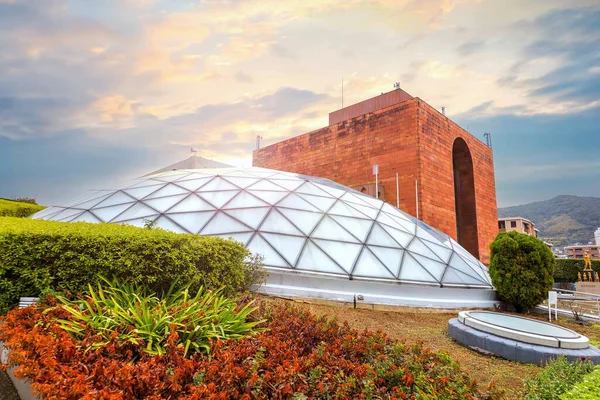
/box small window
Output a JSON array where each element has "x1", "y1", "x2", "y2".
[
  {"x1": 498, "y1": 221, "x2": 506, "y2": 229},
  {"x1": 510, "y1": 221, "x2": 517, "y2": 228}
]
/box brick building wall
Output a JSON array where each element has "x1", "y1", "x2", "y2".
[{"x1": 252, "y1": 91, "x2": 498, "y2": 263}]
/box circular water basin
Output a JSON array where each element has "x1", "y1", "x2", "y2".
[{"x1": 458, "y1": 311, "x2": 588, "y2": 349}]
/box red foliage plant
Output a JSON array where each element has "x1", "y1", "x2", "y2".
[{"x1": 0, "y1": 298, "x2": 502, "y2": 399}]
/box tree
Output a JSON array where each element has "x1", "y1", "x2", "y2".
[{"x1": 489, "y1": 231, "x2": 555, "y2": 313}]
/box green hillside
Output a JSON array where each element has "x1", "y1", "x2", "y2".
[{"x1": 498, "y1": 195, "x2": 600, "y2": 247}]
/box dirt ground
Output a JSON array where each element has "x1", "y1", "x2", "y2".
[{"x1": 294, "y1": 301, "x2": 600, "y2": 400}]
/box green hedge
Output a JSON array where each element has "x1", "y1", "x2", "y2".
[
  {"x1": 0, "y1": 217, "x2": 265, "y2": 314},
  {"x1": 559, "y1": 366, "x2": 600, "y2": 399},
  {"x1": 0, "y1": 199, "x2": 45, "y2": 218},
  {"x1": 554, "y1": 259, "x2": 600, "y2": 282}
]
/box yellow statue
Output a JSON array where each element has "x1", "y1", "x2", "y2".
[
  {"x1": 589, "y1": 271, "x2": 594, "y2": 281},
  {"x1": 578, "y1": 271, "x2": 582, "y2": 281},
  {"x1": 596, "y1": 272, "x2": 599, "y2": 282},
  {"x1": 584, "y1": 252, "x2": 592, "y2": 270},
  {"x1": 583, "y1": 272, "x2": 587, "y2": 281}
]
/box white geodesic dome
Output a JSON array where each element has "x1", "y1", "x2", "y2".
[{"x1": 32, "y1": 167, "x2": 497, "y2": 307}]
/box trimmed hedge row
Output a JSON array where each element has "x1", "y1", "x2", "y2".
[
  {"x1": 554, "y1": 258, "x2": 600, "y2": 282},
  {"x1": 0, "y1": 217, "x2": 264, "y2": 314},
  {"x1": 0, "y1": 198, "x2": 45, "y2": 218}
]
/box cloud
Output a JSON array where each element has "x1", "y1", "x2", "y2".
[{"x1": 456, "y1": 40, "x2": 485, "y2": 56}]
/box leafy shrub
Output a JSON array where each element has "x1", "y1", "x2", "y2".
[
  {"x1": 524, "y1": 356, "x2": 596, "y2": 400},
  {"x1": 0, "y1": 198, "x2": 45, "y2": 217},
  {"x1": 0, "y1": 299, "x2": 503, "y2": 399},
  {"x1": 555, "y1": 259, "x2": 600, "y2": 283},
  {"x1": 54, "y1": 277, "x2": 264, "y2": 357},
  {"x1": 0, "y1": 217, "x2": 266, "y2": 314},
  {"x1": 489, "y1": 231, "x2": 555, "y2": 312},
  {"x1": 560, "y1": 366, "x2": 600, "y2": 399}
]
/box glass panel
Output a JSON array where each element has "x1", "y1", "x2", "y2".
[
  {"x1": 407, "y1": 238, "x2": 445, "y2": 263},
  {"x1": 247, "y1": 190, "x2": 289, "y2": 206},
  {"x1": 353, "y1": 248, "x2": 395, "y2": 279},
  {"x1": 276, "y1": 193, "x2": 320, "y2": 212},
  {"x1": 152, "y1": 172, "x2": 192, "y2": 182},
  {"x1": 259, "y1": 209, "x2": 303, "y2": 235},
  {"x1": 381, "y1": 203, "x2": 411, "y2": 221},
  {"x1": 297, "y1": 193, "x2": 336, "y2": 212},
  {"x1": 447, "y1": 254, "x2": 488, "y2": 284},
  {"x1": 353, "y1": 193, "x2": 382, "y2": 209},
  {"x1": 168, "y1": 194, "x2": 215, "y2": 213},
  {"x1": 247, "y1": 179, "x2": 287, "y2": 191},
  {"x1": 71, "y1": 193, "x2": 112, "y2": 209},
  {"x1": 344, "y1": 202, "x2": 378, "y2": 219},
  {"x1": 246, "y1": 170, "x2": 278, "y2": 178},
  {"x1": 92, "y1": 191, "x2": 136, "y2": 208},
  {"x1": 442, "y1": 267, "x2": 486, "y2": 286},
  {"x1": 341, "y1": 192, "x2": 376, "y2": 208},
  {"x1": 410, "y1": 253, "x2": 446, "y2": 281},
  {"x1": 92, "y1": 203, "x2": 134, "y2": 222},
  {"x1": 175, "y1": 177, "x2": 212, "y2": 192},
  {"x1": 367, "y1": 223, "x2": 401, "y2": 248},
  {"x1": 200, "y1": 211, "x2": 252, "y2": 234},
  {"x1": 112, "y1": 203, "x2": 157, "y2": 222},
  {"x1": 72, "y1": 212, "x2": 101, "y2": 223},
  {"x1": 376, "y1": 212, "x2": 404, "y2": 230},
  {"x1": 312, "y1": 239, "x2": 362, "y2": 273},
  {"x1": 116, "y1": 216, "x2": 159, "y2": 228},
  {"x1": 384, "y1": 213, "x2": 416, "y2": 234},
  {"x1": 197, "y1": 177, "x2": 239, "y2": 192},
  {"x1": 379, "y1": 224, "x2": 413, "y2": 248},
  {"x1": 369, "y1": 246, "x2": 404, "y2": 277},
  {"x1": 277, "y1": 208, "x2": 323, "y2": 236},
  {"x1": 269, "y1": 172, "x2": 300, "y2": 180},
  {"x1": 145, "y1": 184, "x2": 189, "y2": 199},
  {"x1": 223, "y1": 191, "x2": 270, "y2": 209},
  {"x1": 52, "y1": 207, "x2": 89, "y2": 222},
  {"x1": 211, "y1": 232, "x2": 254, "y2": 246},
  {"x1": 126, "y1": 179, "x2": 165, "y2": 188},
  {"x1": 247, "y1": 234, "x2": 289, "y2": 268},
  {"x1": 456, "y1": 254, "x2": 491, "y2": 283},
  {"x1": 421, "y1": 239, "x2": 453, "y2": 263},
  {"x1": 262, "y1": 233, "x2": 306, "y2": 266},
  {"x1": 123, "y1": 185, "x2": 163, "y2": 200},
  {"x1": 169, "y1": 211, "x2": 215, "y2": 233},
  {"x1": 329, "y1": 200, "x2": 372, "y2": 219},
  {"x1": 295, "y1": 182, "x2": 332, "y2": 197},
  {"x1": 175, "y1": 172, "x2": 210, "y2": 181},
  {"x1": 330, "y1": 215, "x2": 373, "y2": 242},
  {"x1": 312, "y1": 216, "x2": 360, "y2": 243},
  {"x1": 468, "y1": 312, "x2": 578, "y2": 338},
  {"x1": 313, "y1": 183, "x2": 346, "y2": 198},
  {"x1": 30, "y1": 206, "x2": 61, "y2": 219},
  {"x1": 268, "y1": 179, "x2": 303, "y2": 191},
  {"x1": 224, "y1": 207, "x2": 270, "y2": 229},
  {"x1": 416, "y1": 222, "x2": 452, "y2": 247},
  {"x1": 57, "y1": 210, "x2": 85, "y2": 222},
  {"x1": 197, "y1": 190, "x2": 240, "y2": 208},
  {"x1": 296, "y1": 241, "x2": 346, "y2": 275},
  {"x1": 154, "y1": 216, "x2": 186, "y2": 233},
  {"x1": 398, "y1": 253, "x2": 437, "y2": 283},
  {"x1": 222, "y1": 176, "x2": 260, "y2": 189},
  {"x1": 144, "y1": 194, "x2": 188, "y2": 213}
]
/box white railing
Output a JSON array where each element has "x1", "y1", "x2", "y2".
[{"x1": 543, "y1": 289, "x2": 600, "y2": 320}]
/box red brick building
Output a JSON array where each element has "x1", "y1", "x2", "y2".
[{"x1": 252, "y1": 89, "x2": 498, "y2": 263}]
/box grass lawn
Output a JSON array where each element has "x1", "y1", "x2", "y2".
[{"x1": 298, "y1": 301, "x2": 600, "y2": 400}]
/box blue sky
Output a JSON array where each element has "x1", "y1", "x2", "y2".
[{"x1": 1, "y1": 0, "x2": 599, "y2": 207}]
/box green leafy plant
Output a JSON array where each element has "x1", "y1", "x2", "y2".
[
  {"x1": 559, "y1": 366, "x2": 600, "y2": 399},
  {"x1": 52, "y1": 277, "x2": 265, "y2": 357},
  {"x1": 524, "y1": 356, "x2": 595, "y2": 400},
  {"x1": 0, "y1": 217, "x2": 266, "y2": 313},
  {"x1": 489, "y1": 231, "x2": 555, "y2": 312},
  {"x1": 0, "y1": 198, "x2": 45, "y2": 218}
]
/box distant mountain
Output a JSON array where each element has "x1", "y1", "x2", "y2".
[{"x1": 498, "y1": 195, "x2": 600, "y2": 247}]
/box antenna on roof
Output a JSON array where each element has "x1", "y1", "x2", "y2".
[
  {"x1": 484, "y1": 132, "x2": 492, "y2": 149},
  {"x1": 394, "y1": 82, "x2": 400, "y2": 90},
  {"x1": 190, "y1": 148, "x2": 197, "y2": 157},
  {"x1": 441, "y1": 106, "x2": 445, "y2": 116},
  {"x1": 256, "y1": 135, "x2": 263, "y2": 150}
]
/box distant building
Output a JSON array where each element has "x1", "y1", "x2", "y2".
[
  {"x1": 566, "y1": 245, "x2": 600, "y2": 259},
  {"x1": 498, "y1": 216, "x2": 537, "y2": 237},
  {"x1": 595, "y1": 227, "x2": 600, "y2": 246}
]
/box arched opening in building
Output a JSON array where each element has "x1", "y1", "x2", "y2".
[{"x1": 452, "y1": 138, "x2": 479, "y2": 259}]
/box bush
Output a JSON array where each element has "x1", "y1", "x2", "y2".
[
  {"x1": 560, "y1": 366, "x2": 600, "y2": 399},
  {"x1": 55, "y1": 277, "x2": 264, "y2": 357},
  {"x1": 0, "y1": 299, "x2": 503, "y2": 399},
  {"x1": 524, "y1": 356, "x2": 595, "y2": 399},
  {"x1": 0, "y1": 198, "x2": 45, "y2": 217},
  {"x1": 555, "y1": 259, "x2": 600, "y2": 283},
  {"x1": 489, "y1": 231, "x2": 555, "y2": 312},
  {"x1": 0, "y1": 217, "x2": 266, "y2": 314}
]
